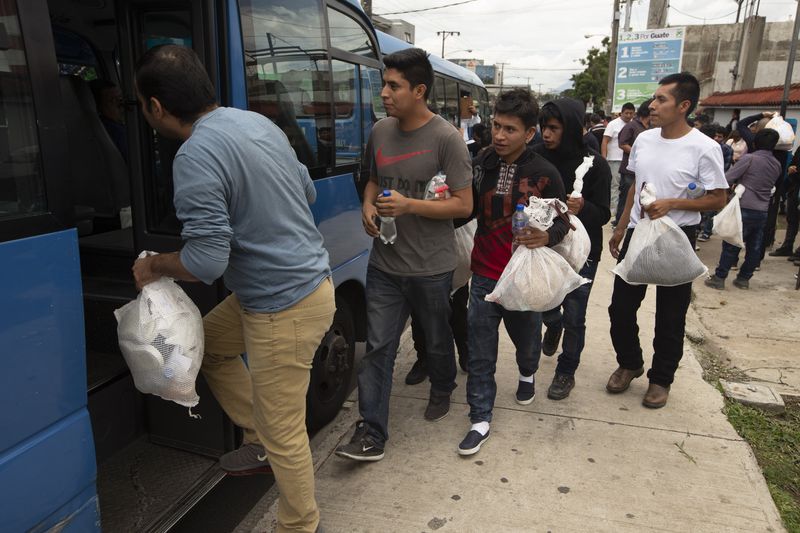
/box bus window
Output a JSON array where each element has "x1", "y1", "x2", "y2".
[
  {"x1": 0, "y1": 3, "x2": 46, "y2": 220},
  {"x1": 327, "y1": 7, "x2": 377, "y2": 59},
  {"x1": 443, "y1": 77, "x2": 459, "y2": 126},
  {"x1": 332, "y1": 61, "x2": 359, "y2": 166},
  {"x1": 360, "y1": 66, "x2": 384, "y2": 147},
  {"x1": 433, "y1": 75, "x2": 445, "y2": 118},
  {"x1": 241, "y1": 0, "x2": 332, "y2": 175}
]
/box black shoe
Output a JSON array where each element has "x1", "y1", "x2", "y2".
[
  {"x1": 542, "y1": 325, "x2": 563, "y2": 357},
  {"x1": 788, "y1": 254, "x2": 800, "y2": 262},
  {"x1": 515, "y1": 378, "x2": 535, "y2": 405},
  {"x1": 424, "y1": 392, "x2": 451, "y2": 421},
  {"x1": 404, "y1": 359, "x2": 428, "y2": 385},
  {"x1": 704, "y1": 274, "x2": 725, "y2": 290},
  {"x1": 547, "y1": 373, "x2": 575, "y2": 400},
  {"x1": 732, "y1": 277, "x2": 749, "y2": 290},
  {"x1": 769, "y1": 247, "x2": 792, "y2": 257},
  {"x1": 335, "y1": 423, "x2": 384, "y2": 462},
  {"x1": 457, "y1": 351, "x2": 468, "y2": 373},
  {"x1": 458, "y1": 429, "x2": 490, "y2": 456}
]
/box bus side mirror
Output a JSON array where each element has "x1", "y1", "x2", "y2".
[{"x1": 0, "y1": 23, "x2": 9, "y2": 51}]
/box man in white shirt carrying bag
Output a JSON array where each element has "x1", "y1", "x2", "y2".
[
  {"x1": 606, "y1": 73, "x2": 727, "y2": 409},
  {"x1": 602, "y1": 102, "x2": 635, "y2": 223}
]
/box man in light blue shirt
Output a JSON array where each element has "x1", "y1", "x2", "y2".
[{"x1": 131, "y1": 44, "x2": 333, "y2": 533}]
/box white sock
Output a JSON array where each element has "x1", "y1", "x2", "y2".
[
  {"x1": 471, "y1": 421, "x2": 490, "y2": 435},
  {"x1": 519, "y1": 373, "x2": 534, "y2": 383}
]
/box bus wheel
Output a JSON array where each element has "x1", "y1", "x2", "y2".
[{"x1": 306, "y1": 296, "x2": 355, "y2": 431}]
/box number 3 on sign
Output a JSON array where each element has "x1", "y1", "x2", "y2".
[
  {"x1": 617, "y1": 89, "x2": 626, "y2": 100},
  {"x1": 618, "y1": 67, "x2": 628, "y2": 79}
]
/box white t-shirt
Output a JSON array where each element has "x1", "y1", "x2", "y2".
[
  {"x1": 627, "y1": 127, "x2": 728, "y2": 228},
  {"x1": 603, "y1": 117, "x2": 627, "y2": 161}
]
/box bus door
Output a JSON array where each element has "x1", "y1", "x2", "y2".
[{"x1": 115, "y1": 0, "x2": 236, "y2": 458}]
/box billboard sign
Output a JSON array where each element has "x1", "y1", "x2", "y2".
[{"x1": 613, "y1": 27, "x2": 685, "y2": 112}]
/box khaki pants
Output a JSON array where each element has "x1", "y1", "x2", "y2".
[{"x1": 201, "y1": 278, "x2": 335, "y2": 532}]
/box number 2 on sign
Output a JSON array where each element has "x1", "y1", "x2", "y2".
[{"x1": 618, "y1": 67, "x2": 628, "y2": 79}]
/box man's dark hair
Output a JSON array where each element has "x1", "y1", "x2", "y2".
[
  {"x1": 383, "y1": 48, "x2": 434, "y2": 99},
  {"x1": 135, "y1": 45, "x2": 216, "y2": 123},
  {"x1": 715, "y1": 124, "x2": 727, "y2": 137},
  {"x1": 699, "y1": 123, "x2": 717, "y2": 139},
  {"x1": 754, "y1": 128, "x2": 779, "y2": 151},
  {"x1": 636, "y1": 99, "x2": 652, "y2": 118},
  {"x1": 590, "y1": 113, "x2": 602, "y2": 125},
  {"x1": 621, "y1": 102, "x2": 635, "y2": 112},
  {"x1": 538, "y1": 101, "x2": 562, "y2": 129},
  {"x1": 494, "y1": 88, "x2": 539, "y2": 129},
  {"x1": 658, "y1": 72, "x2": 700, "y2": 116}
]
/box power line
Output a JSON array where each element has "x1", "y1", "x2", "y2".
[
  {"x1": 375, "y1": 0, "x2": 478, "y2": 16},
  {"x1": 669, "y1": 6, "x2": 739, "y2": 21}
]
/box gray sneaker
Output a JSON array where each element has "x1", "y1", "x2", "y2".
[
  {"x1": 733, "y1": 277, "x2": 749, "y2": 290},
  {"x1": 704, "y1": 275, "x2": 725, "y2": 290},
  {"x1": 424, "y1": 391, "x2": 451, "y2": 421},
  {"x1": 219, "y1": 442, "x2": 273, "y2": 475}
]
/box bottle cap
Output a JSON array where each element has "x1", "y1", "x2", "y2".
[
  {"x1": 688, "y1": 183, "x2": 697, "y2": 190},
  {"x1": 516, "y1": 204, "x2": 524, "y2": 211},
  {"x1": 382, "y1": 189, "x2": 391, "y2": 197}
]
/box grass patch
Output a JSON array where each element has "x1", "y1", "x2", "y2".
[{"x1": 724, "y1": 400, "x2": 800, "y2": 532}]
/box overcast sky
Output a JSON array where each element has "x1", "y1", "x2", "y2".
[{"x1": 372, "y1": 0, "x2": 799, "y2": 93}]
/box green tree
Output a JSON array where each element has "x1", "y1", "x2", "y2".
[{"x1": 562, "y1": 37, "x2": 610, "y2": 105}]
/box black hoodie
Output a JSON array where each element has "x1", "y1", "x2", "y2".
[{"x1": 532, "y1": 98, "x2": 612, "y2": 261}]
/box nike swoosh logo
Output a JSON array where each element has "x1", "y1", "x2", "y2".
[
  {"x1": 361, "y1": 445, "x2": 375, "y2": 452},
  {"x1": 375, "y1": 147, "x2": 433, "y2": 167}
]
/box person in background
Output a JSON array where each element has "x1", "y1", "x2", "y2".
[
  {"x1": 771, "y1": 142, "x2": 800, "y2": 261},
  {"x1": 458, "y1": 88, "x2": 568, "y2": 456},
  {"x1": 335, "y1": 48, "x2": 473, "y2": 462},
  {"x1": 130, "y1": 45, "x2": 335, "y2": 533},
  {"x1": 533, "y1": 98, "x2": 611, "y2": 400},
  {"x1": 588, "y1": 113, "x2": 606, "y2": 148},
  {"x1": 697, "y1": 123, "x2": 733, "y2": 242},
  {"x1": 725, "y1": 109, "x2": 741, "y2": 135},
  {"x1": 89, "y1": 79, "x2": 128, "y2": 163},
  {"x1": 461, "y1": 96, "x2": 482, "y2": 143},
  {"x1": 583, "y1": 124, "x2": 600, "y2": 152},
  {"x1": 607, "y1": 72, "x2": 727, "y2": 409},
  {"x1": 468, "y1": 122, "x2": 491, "y2": 158},
  {"x1": 706, "y1": 129, "x2": 782, "y2": 290},
  {"x1": 615, "y1": 100, "x2": 651, "y2": 227},
  {"x1": 726, "y1": 129, "x2": 748, "y2": 164},
  {"x1": 602, "y1": 102, "x2": 635, "y2": 227},
  {"x1": 693, "y1": 112, "x2": 710, "y2": 129}
]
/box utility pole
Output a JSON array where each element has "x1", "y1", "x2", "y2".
[
  {"x1": 496, "y1": 62, "x2": 508, "y2": 93},
  {"x1": 537, "y1": 82, "x2": 543, "y2": 96},
  {"x1": 623, "y1": 0, "x2": 633, "y2": 31},
  {"x1": 437, "y1": 30, "x2": 460, "y2": 57},
  {"x1": 780, "y1": 0, "x2": 800, "y2": 117},
  {"x1": 606, "y1": 0, "x2": 621, "y2": 112},
  {"x1": 647, "y1": 0, "x2": 669, "y2": 29},
  {"x1": 362, "y1": 0, "x2": 372, "y2": 17}
]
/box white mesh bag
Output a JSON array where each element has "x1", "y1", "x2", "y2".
[
  {"x1": 712, "y1": 184, "x2": 745, "y2": 249},
  {"x1": 452, "y1": 219, "x2": 476, "y2": 291},
  {"x1": 115, "y1": 274, "x2": 204, "y2": 408},
  {"x1": 486, "y1": 198, "x2": 590, "y2": 312},
  {"x1": 552, "y1": 213, "x2": 591, "y2": 272},
  {"x1": 612, "y1": 184, "x2": 707, "y2": 286}
]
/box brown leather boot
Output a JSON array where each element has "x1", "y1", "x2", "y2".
[
  {"x1": 606, "y1": 367, "x2": 644, "y2": 393},
  {"x1": 642, "y1": 383, "x2": 670, "y2": 409}
]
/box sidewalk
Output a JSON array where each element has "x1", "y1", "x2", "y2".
[
  {"x1": 242, "y1": 230, "x2": 785, "y2": 533},
  {"x1": 692, "y1": 228, "x2": 800, "y2": 395}
]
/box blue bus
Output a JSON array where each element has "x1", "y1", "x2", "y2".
[{"x1": 0, "y1": 1, "x2": 486, "y2": 530}]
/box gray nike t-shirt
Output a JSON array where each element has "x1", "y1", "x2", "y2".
[{"x1": 366, "y1": 115, "x2": 472, "y2": 276}]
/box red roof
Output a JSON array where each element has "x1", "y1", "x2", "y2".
[{"x1": 701, "y1": 83, "x2": 800, "y2": 108}]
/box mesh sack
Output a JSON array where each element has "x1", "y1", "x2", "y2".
[
  {"x1": 452, "y1": 219, "x2": 476, "y2": 291},
  {"x1": 611, "y1": 216, "x2": 708, "y2": 286},
  {"x1": 115, "y1": 277, "x2": 204, "y2": 407},
  {"x1": 485, "y1": 245, "x2": 591, "y2": 312},
  {"x1": 552, "y1": 214, "x2": 591, "y2": 272},
  {"x1": 712, "y1": 184, "x2": 745, "y2": 249}
]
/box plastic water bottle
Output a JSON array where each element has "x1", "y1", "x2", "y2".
[
  {"x1": 379, "y1": 190, "x2": 397, "y2": 245},
  {"x1": 687, "y1": 182, "x2": 706, "y2": 199},
  {"x1": 511, "y1": 204, "x2": 528, "y2": 251}
]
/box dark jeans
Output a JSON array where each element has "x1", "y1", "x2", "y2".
[
  {"x1": 614, "y1": 174, "x2": 635, "y2": 226},
  {"x1": 466, "y1": 274, "x2": 542, "y2": 423},
  {"x1": 700, "y1": 210, "x2": 717, "y2": 236},
  {"x1": 357, "y1": 266, "x2": 456, "y2": 446},
  {"x1": 777, "y1": 178, "x2": 799, "y2": 252},
  {"x1": 715, "y1": 208, "x2": 769, "y2": 280},
  {"x1": 608, "y1": 225, "x2": 698, "y2": 388},
  {"x1": 410, "y1": 283, "x2": 469, "y2": 368},
  {"x1": 542, "y1": 259, "x2": 599, "y2": 376}
]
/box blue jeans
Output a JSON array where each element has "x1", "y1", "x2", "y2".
[
  {"x1": 701, "y1": 211, "x2": 717, "y2": 236},
  {"x1": 542, "y1": 259, "x2": 599, "y2": 376},
  {"x1": 715, "y1": 208, "x2": 769, "y2": 281},
  {"x1": 466, "y1": 274, "x2": 542, "y2": 423},
  {"x1": 357, "y1": 266, "x2": 456, "y2": 446}
]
